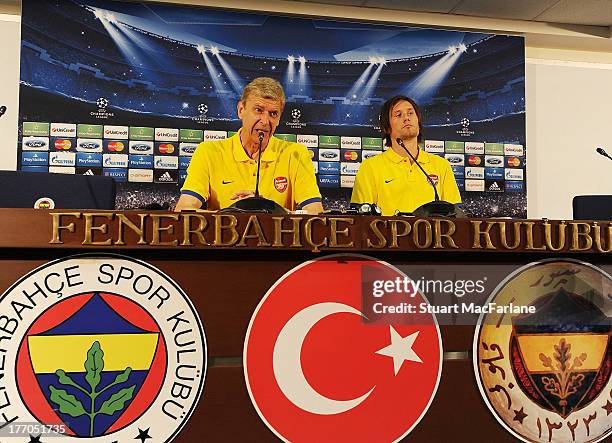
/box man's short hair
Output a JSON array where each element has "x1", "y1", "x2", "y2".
[
  {"x1": 379, "y1": 95, "x2": 424, "y2": 147},
  {"x1": 240, "y1": 77, "x2": 286, "y2": 109}
]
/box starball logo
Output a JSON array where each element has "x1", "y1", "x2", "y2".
[
  {"x1": 91, "y1": 97, "x2": 114, "y2": 119},
  {"x1": 286, "y1": 108, "x2": 306, "y2": 130},
  {"x1": 456, "y1": 117, "x2": 475, "y2": 137}
]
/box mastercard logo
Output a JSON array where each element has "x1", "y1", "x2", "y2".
[
  {"x1": 344, "y1": 151, "x2": 358, "y2": 161},
  {"x1": 507, "y1": 157, "x2": 521, "y2": 167},
  {"x1": 159, "y1": 143, "x2": 175, "y2": 154},
  {"x1": 54, "y1": 139, "x2": 72, "y2": 150},
  {"x1": 467, "y1": 155, "x2": 482, "y2": 166},
  {"x1": 107, "y1": 141, "x2": 125, "y2": 152}
]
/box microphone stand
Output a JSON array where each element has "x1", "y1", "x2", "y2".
[
  {"x1": 224, "y1": 131, "x2": 287, "y2": 214},
  {"x1": 396, "y1": 138, "x2": 463, "y2": 217}
]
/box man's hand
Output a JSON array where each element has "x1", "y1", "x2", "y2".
[
  {"x1": 174, "y1": 194, "x2": 203, "y2": 211},
  {"x1": 230, "y1": 190, "x2": 256, "y2": 200}
]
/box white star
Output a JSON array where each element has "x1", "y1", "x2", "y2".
[{"x1": 375, "y1": 326, "x2": 422, "y2": 375}]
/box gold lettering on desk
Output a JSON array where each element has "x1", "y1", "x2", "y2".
[
  {"x1": 471, "y1": 220, "x2": 496, "y2": 250},
  {"x1": 304, "y1": 217, "x2": 328, "y2": 252},
  {"x1": 433, "y1": 219, "x2": 458, "y2": 249},
  {"x1": 329, "y1": 217, "x2": 354, "y2": 248},
  {"x1": 413, "y1": 219, "x2": 432, "y2": 249},
  {"x1": 150, "y1": 214, "x2": 179, "y2": 246},
  {"x1": 213, "y1": 214, "x2": 239, "y2": 247},
  {"x1": 237, "y1": 215, "x2": 270, "y2": 247},
  {"x1": 498, "y1": 221, "x2": 521, "y2": 249},
  {"x1": 543, "y1": 220, "x2": 567, "y2": 252},
  {"x1": 181, "y1": 214, "x2": 210, "y2": 246},
  {"x1": 272, "y1": 217, "x2": 302, "y2": 247},
  {"x1": 569, "y1": 222, "x2": 593, "y2": 251},
  {"x1": 367, "y1": 220, "x2": 387, "y2": 248},
  {"x1": 83, "y1": 213, "x2": 113, "y2": 245},
  {"x1": 50, "y1": 212, "x2": 81, "y2": 244},
  {"x1": 523, "y1": 221, "x2": 546, "y2": 250},
  {"x1": 115, "y1": 213, "x2": 147, "y2": 245},
  {"x1": 389, "y1": 220, "x2": 410, "y2": 248},
  {"x1": 593, "y1": 222, "x2": 612, "y2": 253}
]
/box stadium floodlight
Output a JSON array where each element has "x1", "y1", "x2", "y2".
[
  {"x1": 448, "y1": 46, "x2": 457, "y2": 55},
  {"x1": 105, "y1": 12, "x2": 116, "y2": 23},
  {"x1": 197, "y1": 44, "x2": 206, "y2": 55},
  {"x1": 210, "y1": 46, "x2": 220, "y2": 55},
  {"x1": 93, "y1": 9, "x2": 104, "y2": 20},
  {"x1": 368, "y1": 56, "x2": 377, "y2": 64},
  {"x1": 298, "y1": 56, "x2": 306, "y2": 64},
  {"x1": 287, "y1": 55, "x2": 295, "y2": 63},
  {"x1": 459, "y1": 43, "x2": 467, "y2": 53},
  {"x1": 378, "y1": 56, "x2": 386, "y2": 65}
]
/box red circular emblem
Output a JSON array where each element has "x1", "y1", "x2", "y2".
[
  {"x1": 274, "y1": 176, "x2": 288, "y2": 193},
  {"x1": 244, "y1": 255, "x2": 442, "y2": 442}
]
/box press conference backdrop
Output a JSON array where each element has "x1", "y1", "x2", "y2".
[{"x1": 17, "y1": 0, "x2": 527, "y2": 216}]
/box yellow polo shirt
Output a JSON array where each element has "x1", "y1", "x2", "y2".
[
  {"x1": 181, "y1": 131, "x2": 321, "y2": 211},
  {"x1": 351, "y1": 148, "x2": 461, "y2": 216}
]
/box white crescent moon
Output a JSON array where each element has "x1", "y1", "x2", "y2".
[{"x1": 272, "y1": 302, "x2": 375, "y2": 415}]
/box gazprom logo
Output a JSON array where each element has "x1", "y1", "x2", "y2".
[
  {"x1": 49, "y1": 152, "x2": 76, "y2": 166},
  {"x1": 103, "y1": 154, "x2": 128, "y2": 168},
  {"x1": 154, "y1": 156, "x2": 179, "y2": 169}
]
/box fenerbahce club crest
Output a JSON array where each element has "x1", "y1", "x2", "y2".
[
  {"x1": 244, "y1": 254, "x2": 442, "y2": 443},
  {"x1": 474, "y1": 259, "x2": 611, "y2": 443},
  {"x1": 0, "y1": 255, "x2": 206, "y2": 442}
]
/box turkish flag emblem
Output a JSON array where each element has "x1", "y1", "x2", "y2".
[
  {"x1": 244, "y1": 255, "x2": 442, "y2": 442},
  {"x1": 274, "y1": 176, "x2": 288, "y2": 193}
]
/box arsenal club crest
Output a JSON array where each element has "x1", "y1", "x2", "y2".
[
  {"x1": 244, "y1": 254, "x2": 442, "y2": 442},
  {"x1": 274, "y1": 176, "x2": 288, "y2": 193},
  {"x1": 0, "y1": 255, "x2": 206, "y2": 442},
  {"x1": 474, "y1": 259, "x2": 611, "y2": 443}
]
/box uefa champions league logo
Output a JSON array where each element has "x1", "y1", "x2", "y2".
[
  {"x1": 193, "y1": 102, "x2": 212, "y2": 125},
  {"x1": 287, "y1": 108, "x2": 306, "y2": 129},
  {"x1": 456, "y1": 116, "x2": 474, "y2": 137},
  {"x1": 91, "y1": 97, "x2": 114, "y2": 119},
  {"x1": 96, "y1": 97, "x2": 109, "y2": 109}
]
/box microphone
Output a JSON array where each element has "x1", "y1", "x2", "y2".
[
  {"x1": 397, "y1": 138, "x2": 440, "y2": 201},
  {"x1": 0, "y1": 106, "x2": 6, "y2": 118},
  {"x1": 596, "y1": 147, "x2": 612, "y2": 161},
  {"x1": 395, "y1": 138, "x2": 464, "y2": 217},
  {"x1": 255, "y1": 131, "x2": 264, "y2": 197},
  {"x1": 224, "y1": 130, "x2": 287, "y2": 214}
]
